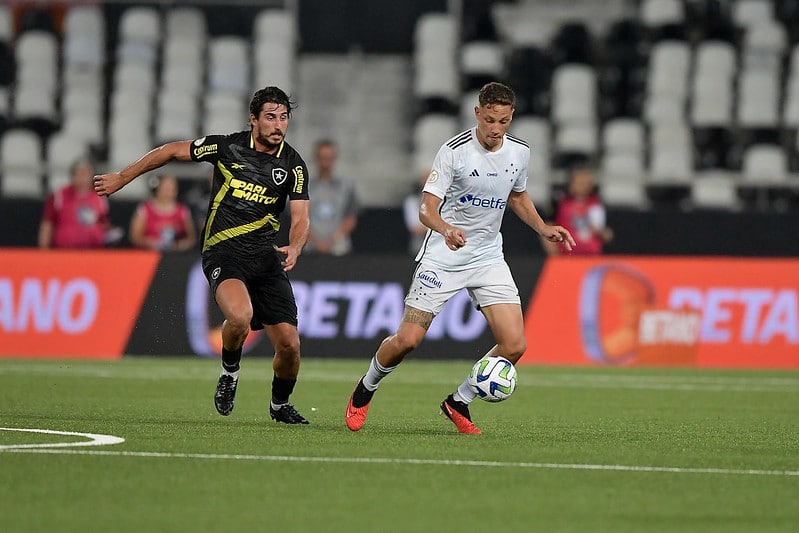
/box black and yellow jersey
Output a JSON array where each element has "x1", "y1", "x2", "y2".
[{"x1": 190, "y1": 130, "x2": 309, "y2": 257}]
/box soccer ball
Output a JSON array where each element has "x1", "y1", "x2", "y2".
[{"x1": 468, "y1": 356, "x2": 517, "y2": 402}]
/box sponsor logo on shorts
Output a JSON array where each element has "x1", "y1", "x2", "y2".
[
  {"x1": 417, "y1": 269, "x2": 442, "y2": 289},
  {"x1": 212, "y1": 267, "x2": 221, "y2": 280}
]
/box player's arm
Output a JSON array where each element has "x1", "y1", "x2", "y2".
[
  {"x1": 508, "y1": 190, "x2": 575, "y2": 251},
  {"x1": 276, "y1": 199, "x2": 310, "y2": 271},
  {"x1": 93, "y1": 141, "x2": 193, "y2": 197},
  {"x1": 419, "y1": 191, "x2": 466, "y2": 250}
]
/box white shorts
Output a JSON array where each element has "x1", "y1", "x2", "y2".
[{"x1": 405, "y1": 261, "x2": 520, "y2": 316}]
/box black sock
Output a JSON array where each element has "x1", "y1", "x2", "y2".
[
  {"x1": 272, "y1": 376, "x2": 297, "y2": 404},
  {"x1": 221, "y1": 347, "x2": 242, "y2": 373},
  {"x1": 351, "y1": 378, "x2": 375, "y2": 408}
]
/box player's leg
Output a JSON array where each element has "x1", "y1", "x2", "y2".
[
  {"x1": 442, "y1": 263, "x2": 523, "y2": 434},
  {"x1": 346, "y1": 306, "x2": 431, "y2": 431},
  {"x1": 212, "y1": 278, "x2": 253, "y2": 416},
  {"x1": 264, "y1": 322, "x2": 309, "y2": 424}
]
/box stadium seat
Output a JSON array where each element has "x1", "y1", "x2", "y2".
[
  {"x1": 254, "y1": 9, "x2": 295, "y2": 47},
  {"x1": 601, "y1": 151, "x2": 645, "y2": 179},
  {"x1": 15, "y1": 31, "x2": 58, "y2": 92},
  {"x1": 0, "y1": 128, "x2": 44, "y2": 198},
  {"x1": 46, "y1": 132, "x2": 91, "y2": 191},
  {"x1": 207, "y1": 37, "x2": 250, "y2": 96},
  {"x1": 63, "y1": 6, "x2": 105, "y2": 70},
  {"x1": 116, "y1": 6, "x2": 161, "y2": 65},
  {"x1": 644, "y1": 95, "x2": 684, "y2": 125},
  {"x1": 412, "y1": 114, "x2": 459, "y2": 175},
  {"x1": 254, "y1": 42, "x2": 294, "y2": 93},
  {"x1": 737, "y1": 70, "x2": 780, "y2": 128},
  {"x1": 732, "y1": 0, "x2": 774, "y2": 29},
  {"x1": 551, "y1": 64, "x2": 597, "y2": 124},
  {"x1": 640, "y1": 0, "x2": 687, "y2": 40},
  {"x1": 554, "y1": 123, "x2": 597, "y2": 163},
  {"x1": 691, "y1": 171, "x2": 740, "y2": 210},
  {"x1": 647, "y1": 41, "x2": 691, "y2": 101},
  {"x1": 165, "y1": 7, "x2": 207, "y2": 41},
  {"x1": 694, "y1": 41, "x2": 737, "y2": 79},
  {"x1": 460, "y1": 41, "x2": 504, "y2": 91},
  {"x1": 602, "y1": 118, "x2": 645, "y2": 154},
  {"x1": 599, "y1": 174, "x2": 649, "y2": 208},
  {"x1": 0, "y1": 5, "x2": 12, "y2": 43},
  {"x1": 741, "y1": 144, "x2": 788, "y2": 184},
  {"x1": 12, "y1": 82, "x2": 58, "y2": 125},
  {"x1": 203, "y1": 93, "x2": 248, "y2": 134}
]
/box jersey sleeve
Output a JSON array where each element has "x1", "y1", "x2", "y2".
[
  {"x1": 189, "y1": 135, "x2": 225, "y2": 164},
  {"x1": 288, "y1": 157, "x2": 310, "y2": 200},
  {"x1": 423, "y1": 144, "x2": 457, "y2": 199},
  {"x1": 513, "y1": 145, "x2": 531, "y2": 193}
]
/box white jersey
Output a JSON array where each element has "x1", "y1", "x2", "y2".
[{"x1": 415, "y1": 127, "x2": 530, "y2": 270}]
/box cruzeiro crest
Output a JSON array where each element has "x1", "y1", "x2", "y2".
[{"x1": 272, "y1": 168, "x2": 288, "y2": 185}]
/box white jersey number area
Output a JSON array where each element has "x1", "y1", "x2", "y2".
[{"x1": 417, "y1": 127, "x2": 530, "y2": 271}]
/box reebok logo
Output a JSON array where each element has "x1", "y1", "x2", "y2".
[{"x1": 469, "y1": 169, "x2": 479, "y2": 177}]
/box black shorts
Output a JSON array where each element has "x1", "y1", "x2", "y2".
[{"x1": 201, "y1": 250, "x2": 298, "y2": 330}]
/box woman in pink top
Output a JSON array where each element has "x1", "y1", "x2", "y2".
[
  {"x1": 38, "y1": 159, "x2": 113, "y2": 249},
  {"x1": 129, "y1": 174, "x2": 197, "y2": 251},
  {"x1": 543, "y1": 167, "x2": 613, "y2": 255}
]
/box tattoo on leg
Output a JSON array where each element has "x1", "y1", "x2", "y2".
[{"x1": 403, "y1": 306, "x2": 433, "y2": 329}]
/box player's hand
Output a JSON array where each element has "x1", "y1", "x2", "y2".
[
  {"x1": 542, "y1": 225, "x2": 576, "y2": 252},
  {"x1": 93, "y1": 172, "x2": 126, "y2": 197},
  {"x1": 274, "y1": 244, "x2": 299, "y2": 271},
  {"x1": 443, "y1": 226, "x2": 467, "y2": 251}
]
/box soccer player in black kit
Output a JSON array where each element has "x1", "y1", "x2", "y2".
[{"x1": 94, "y1": 87, "x2": 312, "y2": 424}]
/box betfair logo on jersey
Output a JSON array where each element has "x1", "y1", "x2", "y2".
[
  {"x1": 230, "y1": 178, "x2": 278, "y2": 204},
  {"x1": 458, "y1": 194, "x2": 507, "y2": 209},
  {"x1": 292, "y1": 165, "x2": 305, "y2": 194},
  {"x1": 193, "y1": 144, "x2": 218, "y2": 159}
]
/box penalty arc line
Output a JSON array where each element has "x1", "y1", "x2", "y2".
[
  {"x1": 0, "y1": 427, "x2": 125, "y2": 450},
  {"x1": 1, "y1": 448, "x2": 797, "y2": 477}
]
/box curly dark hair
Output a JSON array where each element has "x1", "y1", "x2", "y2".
[
  {"x1": 249, "y1": 86, "x2": 297, "y2": 118},
  {"x1": 478, "y1": 82, "x2": 515, "y2": 108}
]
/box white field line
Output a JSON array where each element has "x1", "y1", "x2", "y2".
[
  {"x1": 0, "y1": 364, "x2": 797, "y2": 392},
  {"x1": 1, "y1": 447, "x2": 797, "y2": 477},
  {"x1": 0, "y1": 427, "x2": 125, "y2": 450}
]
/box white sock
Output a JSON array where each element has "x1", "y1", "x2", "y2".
[
  {"x1": 220, "y1": 367, "x2": 239, "y2": 380},
  {"x1": 270, "y1": 400, "x2": 285, "y2": 410},
  {"x1": 362, "y1": 356, "x2": 397, "y2": 391},
  {"x1": 453, "y1": 378, "x2": 476, "y2": 404}
]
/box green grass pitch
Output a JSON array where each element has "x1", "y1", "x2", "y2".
[{"x1": 1, "y1": 357, "x2": 797, "y2": 532}]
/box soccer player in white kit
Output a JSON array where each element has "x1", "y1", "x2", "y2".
[{"x1": 345, "y1": 82, "x2": 575, "y2": 434}]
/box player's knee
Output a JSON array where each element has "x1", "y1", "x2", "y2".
[
  {"x1": 274, "y1": 336, "x2": 300, "y2": 358},
  {"x1": 394, "y1": 331, "x2": 423, "y2": 353},
  {"x1": 504, "y1": 338, "x2": 526, "y2": 361},
  {"x1": 225, "y1": 308, "x2": 252, "y2": 332}
]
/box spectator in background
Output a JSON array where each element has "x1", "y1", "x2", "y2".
[
  {"x1": 38, "y1": 158, "x2": 121, "y2": 249},
  {"x1": 129, "y1": 173, "x2": 197, "y2": 251},
  {"x1": 403, "y1": 170, "x2": 429, "y2": 255},
  {"x1": 542, "y1": 166, "x2": 613, "y2": 255},
  {"x1": 306, "y1": 140, "x2": 359, "y2": 255}
]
